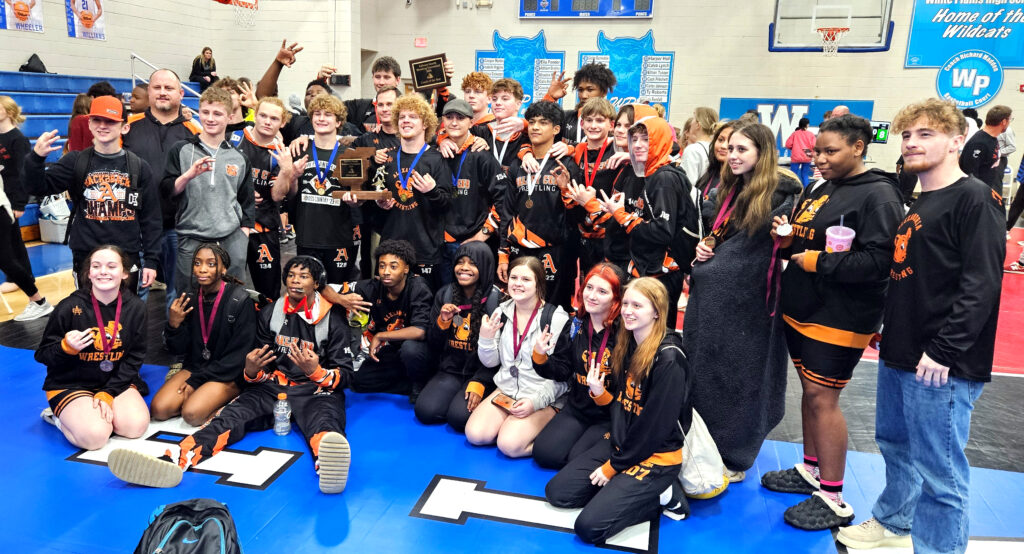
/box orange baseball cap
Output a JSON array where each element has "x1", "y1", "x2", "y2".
[{"x1": 88, "y1": 96, "x2": 124, "y2": 121}]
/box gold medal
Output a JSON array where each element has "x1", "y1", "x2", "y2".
[
  {"x1": 525, "y1": 198, "x2": 534, "y2": 209},
  {"x1": 703, "y1": 236, "x2": 717, "y2": 250}
]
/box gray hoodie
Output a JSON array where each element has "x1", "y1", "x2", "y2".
[{"x1": 161, "y1": 135, "x2": 254, "y2": 239}]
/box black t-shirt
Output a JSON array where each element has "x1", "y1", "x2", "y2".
[
  {"x1": 281, "y1": 114, "x2": 364, "y2": 145},
  {"x1": 237, "y1": 129, "x2": 282, "y2": 230},
  {"x1": 0, "y1": 127, "x2": 31, "y2": 210},
  {"x1": 880, "y1": 177, "x2": 1005, "y2": 382},
  {"x1": 378, "y1": 145, "x2": 453, "y2": 265},
  {"x1": 353, "y1": 275, "x2": 433, "y2": 355},
  {"x1": 959, "y1": 131, "x2": 1001, "y2": 192},
  {"x1": 294, "y1": 142, "x2": 358, "y2": 250}
]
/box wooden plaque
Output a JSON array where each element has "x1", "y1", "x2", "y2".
[
  {"x1": 331, "y1": 147, "x2": 392, "y2": 201},
  {"x1": 408, "y1": 53, "x2": 450, "y2": 92}
]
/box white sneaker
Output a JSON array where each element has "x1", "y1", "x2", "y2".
[
  {"x1": 40, "y1": 407, "x2": 60, "y2": 429},
  {"x1": 725, "y1": 468, "x2": 746, "y2": 483},
  {"x1": 14, "y1": 300, "x2": 53, "y2": 322},
  {"x1": 837, "y1": 517, "x2": 913, "y2": 550}
]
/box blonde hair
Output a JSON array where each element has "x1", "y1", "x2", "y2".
[
  {"x1": 578, "y1": 97, "x2": 616, "y2": 120},
  {"x1": 199, "y1": 87, "x2": 233, "y2": 113},
  {"x1": 307, "y1": 93, "x2": 347, "y2": 123},
  {"x1": 491, "y1": 79, "x2": 524, "y2": 101},
  {"x1": 461, "y1": 72, "x2": 494, "y2": 94},
  {"x1": 610, "y1": 277, "x2": 669, "y2": 384},
  {"x1": 892, "y1": 98, "x2": 966, "y2": 136},
  {"x1": 718, "y1": 123, "x2": 781, "y2": 236},
  {"x1": 256, "y1": 96, "x2": 292, "y2": 125},
  {"x1": 0, "y1": 95, "x2": 26, "y2": 125},
  {"x1": 693, "y1": 106, "x2": 718, "y2": 135},
  {"x1": 392, "y1": 95, "x2": 439, "y2": 140}
]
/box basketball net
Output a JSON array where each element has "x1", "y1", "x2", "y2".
[
  {"x1": 232, "y1": 0, "x2": 258, "y2": 27},
  {"x1": 817, "y1": 27, "x2": 848, "y2": 57}
]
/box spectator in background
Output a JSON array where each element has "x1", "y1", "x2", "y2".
[
  {"x1": 680, "y1": 107, "x2": 717, "y2": 184},
  {"x1": 786, "y1": 117, "x2": 816, "y2": 187},
  {"x1": 831, "y1": 105, "x2": 850, "y2": 118},
  {"x1": 189, "y1": 46, "x2": 218, "y2": 91},
  {"x1": 962, "y1": 108, "x2": 981, "y2": 146},
  {"x1": 0, "y1": 95, "x2": 52, "y2": 321},
  {"x1": 63, "y1": 94, "x2": 91, "y2": 154},
  {"x1": 960, "y1": 105, "x2": 1011, "y2": 194},
  {"x1": 997, "y1": 123, "x2": 1016, "y2": 185},
  {"x1": 68, "y1": 81, "x2": 117, "y2": 151},
  {"x1": 129, "y1": 84, "x2": 148, "y2": 114}
]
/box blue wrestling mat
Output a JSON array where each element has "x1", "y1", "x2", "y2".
[{"x1": 3, "y1": 344, "x2": 1022, "y2": 553}]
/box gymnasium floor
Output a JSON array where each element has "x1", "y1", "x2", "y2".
[{"x1": 2, "y1": 241, "x2": 1023, "y2": 553}]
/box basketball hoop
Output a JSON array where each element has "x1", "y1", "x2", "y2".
[
  {"x1": 230, "y1": 0, "x2": 258, "y2": 27},
  {"x1": 817, "y1": 27, "x2": 848, "y2": 57}
]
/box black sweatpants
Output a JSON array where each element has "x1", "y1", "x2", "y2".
[
  {"x1": 349, "y1": 339, "x2": 431, "y2": 394},
  {"x1": 180, "y1": 382, "x2": 346, "y2": 466},
  {"x1": 247, "y1": 228, "x2": 281, "y2": 300},
  {"x1": 545, "y1": 440, "x2": 680, "y2": 545},
  {"x1": 0, "y1": 211, "x2": 38, "y2": 297},
  {"x1": 414, "y1": 371, "x2": 492, "y2": 432},
  {"x1": 509, "y1": 242, "x2": 573, "y2": 310},
  {"x1": 533, "y1": 404, "x2": 610, "y2": 469},
  {"x1": 297, "y1": 244, "x2": 359, "y2": 286}
]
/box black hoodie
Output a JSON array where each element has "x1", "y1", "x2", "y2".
[
  {"x1": 781, "y1": 168, "x2": 904, "y2": 344},
  {"x1": 591, "y1": 332, "x2": 689, "y2": 477},
  {"x1": 533, "y1": 318, "x2": 617, "y2": 424},
  {"x1": 430, "y1": 242, "x2": 503, "y2": 383}
]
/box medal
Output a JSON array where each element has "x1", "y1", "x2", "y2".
[
  {"x1": 198, "y1": 282, "x2": 227, "y2": 363},
  {"x1": 523, "y1": 149, "x2": 552, "y2": 213},
  {"x1": 312, "y1": 140, "x2": 341, "y2": 191},
  {"x1": 703, "y1": 236, "x2": 717, "y2": 250},
  {"x1": 776, "y1": 223, "x2": 793, "y2": 237},
  {"x1": 509, "y1": 365, "x2": 519, "y2": 379},
  {"x1": 525, "y1": 198, "x2": 534, "y2": 209},
  {"x1": 397, "y1": 143, "x2": 428, "y2": 192},
  {"x1": 90, "y1": 291, "x2": 122, "y2": 373}
]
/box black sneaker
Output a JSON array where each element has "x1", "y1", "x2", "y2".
[
  {"x1": 783, "y1": 492, "x2": 854, "y2": 530},
  {"x1": 662, "y1": 480, "x2": 690, "y2": 521},
  {"x1": 761, "y1": 465, "x2": 819, "y2": 494}
]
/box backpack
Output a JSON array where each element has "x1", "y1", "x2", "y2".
[
  {"x1": 69, "y1": 147, "x2": 143, "y2": 244},
  {"x1": 19, "y1": 53, "x2": 51, "y2": 74},
  {"x1": 268, "y1": 296, "x2": 330, "y2": 356},
  {"x1": 643, "y1": 165, "x2": 702, "y2": 272},
  {"x1": 498, "y1": 302, "x2": 559, "y2": 337},
  {"x1": 134, "y1": 498, "x2": 241, "y2": 554}
]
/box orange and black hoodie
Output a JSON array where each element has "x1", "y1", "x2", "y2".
[
  {"x1": 38, "y1": 289, "x2": 148, "y2": 403},
  {"x1": 246, "y1": 293, "x2": 353, "y2": 389},
  {"x1": 590, "y1": 332, "x2": 689, "y2": 479},
  {"x1": 607, "y1": 106, "x2": 688, "y2": 277},
  {"x1": 471, "y1": 119, "x2": 530, "y2": 172},
  {"x1": 533, "y1": 319, "x2": 617, "y2": 424},
  {"x1": 781, "y1": 169, "x2": 904, "y2": 348},
  {"x1": 570, "y1": 138, "x2": 618, "y2": 240}
]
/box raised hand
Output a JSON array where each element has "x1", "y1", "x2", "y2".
[
  {"x1": 439, "y1": 303, "x2": 460, "y2": 323},
  {"x1": 32, "y1": 130, "x2": 63, "y2": 157},
  {"x1": 479, "y1": 308, "x2": 504, "y2": 339},
  {"x1": 275, "y1": 40, "x2": 304, "y2": 67},
  {"x1": 597, "y1": 189, "x2": 625, "y2": 214},
  {"x1": 288, "y1": 343, "x2": 320, "y2": 376},
  {"x1": 244, "y1": 345, "x2": 277, "y2": 378},
  {"x1": 545, "y1": 71, "x2": 571, "y2": 100},
  {"x1": 586, "y1": 356, "x2": 606, "y2": 397},
  {"x1": 63, "y1": 328, "x2": 95, "y2": 353},
  {"x1": 410, "y1": 170, "x2": 436, "y2": 193},
  {"x1": 168, "y1": 293, "x2": 193, "y2": 328},
  {"x1": 533, "y1": 324, "x2": 553, "y2": 355}
]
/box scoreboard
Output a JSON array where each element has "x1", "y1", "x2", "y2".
[{"x1": 519, "y1": 0, "x2": 653, "y2": 19}]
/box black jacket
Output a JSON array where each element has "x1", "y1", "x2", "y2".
[
  {"x1": 533, "y1": 318, "x2": 616, "y2": 424},
  {"x1": 164, "y1": 282, "x2": 256, "y2": 388}
]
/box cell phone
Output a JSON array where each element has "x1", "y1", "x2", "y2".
[
  {"x1": 329, "y1": 74, "x2": 350, "y2": 87},
  {"x1": 491, "y1": 392, "x2": 515, "y2": 413}
]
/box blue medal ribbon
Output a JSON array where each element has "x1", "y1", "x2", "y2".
[
  {"x1": 312, "y1": 140, "x2": 341, "y2": 187},
  {"x1": 397, "y1": 144, "x2": 428, "y2": 191}
]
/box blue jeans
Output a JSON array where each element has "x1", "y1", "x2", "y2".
[
  {"x1": 790, "y1": 162, "x2": 813, "y2": 187},
  {"x1": 160, "y1": 229, "x2": 178, "y2": 312},
  {"x1": 872, "y1": 360, "x2": 984, "y2": 554},
  {"x1": 439, "y1": 241, "x2": 461, "y2": 288}
]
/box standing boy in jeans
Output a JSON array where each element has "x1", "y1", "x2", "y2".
[{"x1": 838, "y1": 99, "x2": 1004, "y2": 554}]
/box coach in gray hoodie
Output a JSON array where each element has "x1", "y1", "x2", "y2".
[{"x1": 162, "y1": 87, "x2": 254, "y2": 292}]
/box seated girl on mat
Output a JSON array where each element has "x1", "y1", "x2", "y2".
[
  {"x1": 415, "y1": 241, "x2": 502, "y2": 432},
  {"x1": 531, "y1": 262, "x2": 625, "y2": 469},
  {"x1": 464, "y1": 256, "x2": 569, "y2": 458},
  {"x1": 151, "y1": 244, "x2": 256, "y2": 426},
  {"x1": 545, "y1": 277, "x2": 692, "y2": 544},
  {"x1": 37, "y1": 245, "x2": 150, "y2": 450}
]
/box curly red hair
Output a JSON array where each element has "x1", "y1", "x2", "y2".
[{"x1": 575, "y1": 262, "x2": 627, "y2": 328}]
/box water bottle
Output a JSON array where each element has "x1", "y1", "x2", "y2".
[{"x1": 273, "y1": 392, "x2": 291, "y2": 436}]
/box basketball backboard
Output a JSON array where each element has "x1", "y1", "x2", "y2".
[{"x1": 769, "y1": 0, "x2": 893, "y2": 53}]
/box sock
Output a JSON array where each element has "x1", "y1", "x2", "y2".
[
  {"x1": 803, "y1": 455, "x2": 820, "y2": 480},
  {"x1": 659, "y1": 484, "x2": 674, "y2": 506},
  {"x1": 34, "y1": 298, "x2": 46, "y2": 305},
  {"x1": 819, "y1": 479, "x2": 844, "y2": 506}
]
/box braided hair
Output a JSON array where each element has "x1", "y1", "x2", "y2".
[{"x1": 189, "y1": 243, "x2": 244, "y2": 292}]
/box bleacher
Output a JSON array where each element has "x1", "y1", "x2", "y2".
[{"x1": 0, "y1": 70, "x2": 200, "y2": 237}]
